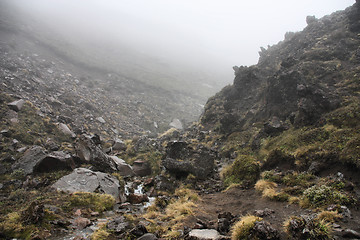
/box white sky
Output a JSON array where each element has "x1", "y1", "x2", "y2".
[{"x1": 8, "y1": 0, "x2": 356, "y2": 72}]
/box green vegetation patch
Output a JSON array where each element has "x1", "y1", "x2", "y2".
[
  {"x1": 221, "y1": 155, "x2": 260, "y2": 188},
  {"x1": 68, "y1": 192, "x2": 115, "y2": 212}
]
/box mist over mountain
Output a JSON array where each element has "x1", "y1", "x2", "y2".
[{"x1": 1, "y1": 1, "x2": 360, "y2": 240}]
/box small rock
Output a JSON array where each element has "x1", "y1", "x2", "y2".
[
  {"x1": 188, "y1": 229, "x2": 221, "y2": 240},
  {"x1": 73, "y1": 217, "x2": 91, "y2": 230},
  {"x1": 169, "y1": 118, "x2": 183, "y2": 130},
  {"x1": 112, "y1": 139, "x2": 127, "y2": 151},
  {"x1": 342, "y1": 229, "x2": 360, "y2": 238},
  {"x1": 107, "y1": 216, "x2": 129, "y2": 233},
  {"x1": 74, "y1": 209, "x2": 82, "y2": 216},
  {"x1": 128, "y1": 193, "x2": 149, "y2": 204},
  {"x1": 58, "y1": 123, "x2": 76, "y2": 138},
  {"x1": 96, "y1": 117, "x2": 106, "y2": 123},
  {"x1": 8, "y1": 99, "x2": 25, "y2": 112},
  {"x1": 138, "y1": 233, "x2": 158, "y2": 240}
]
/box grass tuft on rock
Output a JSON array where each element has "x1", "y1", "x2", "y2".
[{"x1": 231, "y1": 215, "x2": 263, "y2": 240}]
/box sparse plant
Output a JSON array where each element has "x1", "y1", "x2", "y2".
[{"x1": 316, "y1": 210, "x2": 342, "y2": 223}]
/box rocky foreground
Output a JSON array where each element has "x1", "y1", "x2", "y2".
[{"x1": 1, "y1": 1, "x2": 360, "y2": 240}]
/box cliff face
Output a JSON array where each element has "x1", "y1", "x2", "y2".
[{"x1": 201, "y1": 2, "x2": 360, "y2": 134}]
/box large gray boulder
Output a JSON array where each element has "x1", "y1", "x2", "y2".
[
  {"x1": 109, "y1": 156, "x2": 135, "y2": 177},
  {"x1": 52, "y1": 168, "x2": 124, "y2": 202},
  {"x1": 162, "y1": 141, "x2": 216, "y2": 179},
  {"x1": 75, "y1": 134, "x2": 117, "y2": 172},
  {"x1": 12, "y1": 146, "x2": 75, "y2": 175}
]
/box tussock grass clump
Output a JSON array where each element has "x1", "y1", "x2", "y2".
[
  {"x1": 231, "y1": 215, "x2": 263, "y2": 240},
  {"x1": 316, "y1": 210, "x2": 342, "y2": 223},
  {"x1": 255, "y1": 179, "x2": 277, "y2": 192},
  {"x1": 69, "y1": 192, "x2": 115, "y2": 212},
  {"x1": 142, "y1": 187, "x2": 199, "y2": 239}
]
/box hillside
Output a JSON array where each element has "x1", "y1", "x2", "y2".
[{"x1": 0, "y1": 1, "x2": 360, "y2": 240}]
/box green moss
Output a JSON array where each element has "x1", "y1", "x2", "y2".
[
  {"x1": 68, "y1": 192, "x2": 115, "y2": 212},
  {"x1": 221, "y1": 155, "x2": 260, "y2": 187}
]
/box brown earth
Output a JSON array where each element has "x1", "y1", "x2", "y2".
[{"x1": 190, "y1": 186, "x2": 360, "y2": 239}]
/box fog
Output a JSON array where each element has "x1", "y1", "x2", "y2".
[{"x1": 3, "y1": 0, "x2": 355, "y2": 82}]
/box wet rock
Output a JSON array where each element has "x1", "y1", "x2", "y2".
[
  {"x1": 8, "y1": 99, "x2": 25, "y2": 112},
  {"x1": 127, "y1": 193, "x2": 149, "y2": 204},
  {"x1": 12, "y1": 145, "x2": 47, "y2": 175},
  {"x1": 138, "y1": 233, "x2": 158, "y2": 240},
  {"x1": 109, "y1": 156, "x2": 135, "y2": 177},
  {"x1": 107, "y1": 216, "x2": 130, "y2": 233},
  {"x1": 187, "y1": 229, "x2": 222, "y2": 240},
  {"x1": 112, "y1": 139, "x2": 127, "y2": 151},
  {"x1": 132, "y1": 160, "x2": 152, "y2": 177},
  {"x1": 52, "y1": 168, "x2": 124, "y2": 202},
  {"x1": 75, "y1": 134, "x2": 117, "y2": 172},
  {"x1": 251, "y1": 221, "x2": 280, "y2": 240},
  {"x1": 33, "y1": 151, "x2": 75, "y2": 173},
  {"x1": 58, "y1": 123, "x2": 76, "y2": 138}
]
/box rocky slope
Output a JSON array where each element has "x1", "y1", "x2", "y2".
[
  {"x1": 0, "y1": 1, "x2": 360, "y2": 240},
  {"x1": 0, "y1": 0, "x2": 225, "y2": 139}
]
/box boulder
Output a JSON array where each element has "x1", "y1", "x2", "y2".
[
  {"x1": 33, "y1": 151, "x2": 75, "y2": 173},
  {"x1": 188, "y1": 229, "x2": 222, "y2": 240},
  {"x1": 13, "y1": 146, "x2": 76, "y2": 175},
  {"x1": 109, "y1": 156, "x2": 135, "y2": 177},
  {"x1": 52, "y1": 168, "x2": 124, "y2": 202},
  {"x1": 112, "y1": 139, "x2": 127, "y2": 151},
  {"x1": 12, "y1": 146, "x2": 47, "y2": 175},
  {"x1": 75, "y1": 134, "x2": 117, "y2": 172},
  {"x1": 7, "y1": 99, "x2": 25, "y2": 112},
  {"x1": 58, "y1": 123, "x2": 76, "y2": 138},
  {"x1": 132, "y1": 160, "x2": 152, "y2": 177},
  {"x1": 162, "y1": 141, "x2": 216, "y2": 179}
]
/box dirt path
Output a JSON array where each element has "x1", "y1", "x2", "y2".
[
  {"x1": 193, "y1": 187, "x2": 303, "y2": 234},
  {"x1": 189, "y1": 184, "x2": 360, "y2": 239}
]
